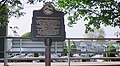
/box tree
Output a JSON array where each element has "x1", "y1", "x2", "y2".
[
  {"x1": 0, "y1": 0, "x2": 45, "y2": 27},
  {"x1": 1, "y1": 0, "x2": 120, "y2": 33},
  {"x1": 63, "y1": 41, "x2": 67, "y2": 56},
  {"x1": 21, "y1": 32, "x2": 30, "y2": 38},
  {"x1": 0, "y1": 4, "x2": 8, "y2": 27},
  {"x1": 70, "y1": 41, "x2": 77, "y2": 56},
  {"x1": 0, "y1": 1, "x2": 23, "y2": 27},
  {"x1": 84, "y1": 28, "x2": 105, "y2": 38},
  {"x1": 70, "y1": 41, "x2": 76, "y2": 52},
  {"x1": 103, "y1": 44, "x2": 117, "y2": 61},
  {"x1": 106, "y1": 44, "x2": 116, "y2": 57},
  {"x1": 10, "y1": 26, "x2": 19, "y2": 37},
  {"x1": 0, "y1": 4, "x2": 8, "y2": 58},
  {"x1": 55, "y1": 0, "x2": 120, "y2": 33}
]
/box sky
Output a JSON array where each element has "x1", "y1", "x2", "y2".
[{"x1": 8, "y1": 1, "x2": 120, "y2": 38}]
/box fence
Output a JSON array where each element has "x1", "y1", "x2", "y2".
[
  {"x1": 1, "y1": 37, "x2": 120, "y2": 66},
  {"x1": 11, "y1": 38, "x2": 63, "y2": 53}
]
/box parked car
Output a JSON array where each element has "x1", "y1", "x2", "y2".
[
  {"x1": 33, "y1": 53, "x2": 60, "y2": 62},
  {"x1": 25, "y1": 53, "x2": 34, "y2": 58},
  {"x1": 11, "y1": 53, "x2": 26, "y2": 58},
  {"x1": 91, "y1": 54, "x2": 104, "y2": 62}
]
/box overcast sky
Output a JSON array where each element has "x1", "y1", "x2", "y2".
[{"x1": 8, "y1": 1, "x2": 120, "y2": 38}]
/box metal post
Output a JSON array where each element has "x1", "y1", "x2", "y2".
[
  {"x1": 20, "y1": 39, "x2": 22, "y2": 54},
  {"x1": 68, "y1": 39, "x2": 70, "y2": 66},
  {"x1": 45, "y1": 38, "x2": 52, "y2": 66},
  {"x1": 4, "y1": 38, "x2": 8, "y2": 66},
  {"x1": 55, "y1": 42, "x2": 57, "y2": 53}
]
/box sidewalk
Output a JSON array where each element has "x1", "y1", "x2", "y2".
[{"x1": 1, "y1": 62, "x2": 120, "y2": 66}]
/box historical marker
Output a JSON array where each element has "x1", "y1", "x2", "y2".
[
  {"x1": 31, "y1": 3, "x2": 65, "y2": 41},
  {"x1": 31, "y1": 2, "x2": 65, "y2": 66}
]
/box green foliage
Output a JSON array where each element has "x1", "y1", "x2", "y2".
[
  {"x1": 1, "y1": 0, "x2": 120, "y2": 33},
  {"x1": 107, "y1": 44, "x2": 116, "y2": 52},
  {"x1": 63, "y1": 41, "x2": 77, "y2": 54},
  {"x1": 0, "y1": 4, "x2": 8, "y2": 28},
  {"x1": 5, "y1": 0, "x2": 25, "y2": 18},
  {"x1": 63, "y1": 41, "x2": 68, "y2": 53},
  {"x1": 104, "y1": 44, "x2": 116, "y2": 57},
  {"x1": 0, "y1": 0, "x2": 44, "y2": 27},
  {"x1": 70, "y1": 41, "x2": 76, "y2": 52},
  {"x1": 27, "y1": 0, "x2": 44, "y2": 4},
  {"x1": 55, "y1": 0, "x2": 120, "y2": 33},
  {"x1": 21, "y1": 32, "x2": 30, "y2": 38}
]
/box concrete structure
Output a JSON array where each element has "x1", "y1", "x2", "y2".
[{"x1": 10, "y1": 39, "x2": 63, "y2": 53}]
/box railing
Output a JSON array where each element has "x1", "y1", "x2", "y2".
[
  {"x1": 11, "y1": 38, "x2": 63, "y2": 53},
  {"x1": 1, "y1": 37, "x2": 120, "y2": 66}
]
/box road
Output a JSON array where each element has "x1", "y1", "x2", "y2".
[{"x1": 1, "y1": 62, "x2": 120, "y2": 66}]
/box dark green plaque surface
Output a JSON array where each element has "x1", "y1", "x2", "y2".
[{"x1": 31, "y1": 4, "x2": 65, "y2": 41}]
